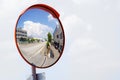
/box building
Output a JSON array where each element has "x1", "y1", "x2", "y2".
[
  {"x1": 16, "y1": 28, "x2": 27, "y2": 42},
  {"x1": 53, "y1": 24, "x2": 63, "y2": 53}
]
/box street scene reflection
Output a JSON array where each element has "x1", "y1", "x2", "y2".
[{"x1": 16, "y1": 9, "x2": 64, "y2": 67}]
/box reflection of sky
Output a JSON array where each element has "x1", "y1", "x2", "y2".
[
  {"x1": 17, "y1": 8, "x2": 58, "y2": 32},
  {"x1": 17, "y1": 8, "x2": 59, "y2": 39}
]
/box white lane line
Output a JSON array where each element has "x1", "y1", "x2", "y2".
[
  {"x1": 40, "y1": 56, "x2": 47, "y2": 67},
  {"x1": 29, "y1": 46, "x2": 44, "y2": 59}
]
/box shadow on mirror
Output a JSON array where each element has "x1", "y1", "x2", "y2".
[{"x1": 15, "y1": 8, "x2": 64, "y2": 68}]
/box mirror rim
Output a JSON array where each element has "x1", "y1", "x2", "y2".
[{"x1": 14, "y1": 4, "x2": 65, "y2": 68}]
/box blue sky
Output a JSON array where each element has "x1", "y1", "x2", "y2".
[
  {"x1": 17, "y1": 8, "x2": 59, "y2": 39},
  {"x1": 17, "y1": 8, "x2": 57, "y2": 31}
]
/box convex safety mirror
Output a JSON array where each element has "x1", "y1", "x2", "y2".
[{"x1": 15, "y1": 4, "x2": 65, "y2": 68}]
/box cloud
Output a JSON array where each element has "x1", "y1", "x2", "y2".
[
  {"x1": 22, "y1": 21, "x2": 53, "y2": 39},
  {"x1": 62, "y1": 14, "x2": 94, "y2": 47},
  {"x1": 71, "y1": 0, "x2": 99, "y2": 5},
  {"x1": 71, "y1": 0, "x2": 80, "y2": 4},
  {"x1": 48, "y1": 14, "x2": 59, "y2": 25},
  {"x1": 63, "y1": 15, "x2": 85, "y2": 36},
  {"x1": 62, "y1": 9, "x2": 120, "y2": 80},
  {"x1": 68, "y1": 37, "x2": 120, "y2": 80},
  {"x1": 48, "y1": 14, "x2": 55, "y2": 21}
]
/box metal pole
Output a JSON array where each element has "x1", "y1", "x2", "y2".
[{"x1": 32, "y1": 65, "x2": 37, "y2": 80}]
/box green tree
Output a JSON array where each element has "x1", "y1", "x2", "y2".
[
  {"x1": 47, "y1": 32, "x2": 52, "y2": 43},
  {"x1": 31, "y1": 38, "x2": 35, "y2": 43}
]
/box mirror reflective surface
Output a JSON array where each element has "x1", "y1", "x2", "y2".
[{"x1": 15, "y1": 6, "x2": 65, "y2": 68}]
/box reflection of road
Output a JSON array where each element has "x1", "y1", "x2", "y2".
[{"x1": 18, "y1": 41, "x2": 60, "y2": 67}]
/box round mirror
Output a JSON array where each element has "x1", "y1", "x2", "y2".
[{"x1": 15, "y1": 4, "x2": 65, "y2": 68}]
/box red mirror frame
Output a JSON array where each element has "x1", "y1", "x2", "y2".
[{"x1": 14, "y1": 4, "x2": 65, "y2": 68}]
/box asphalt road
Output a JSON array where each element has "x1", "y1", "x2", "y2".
[{"x1": 18, "y1": 41, "x2": 60, "y2": 67}]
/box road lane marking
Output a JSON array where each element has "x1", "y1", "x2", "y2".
[
  {"x1": 41, "y1": 56, "x2": 47, "y2": 67},
  {"x1": 29, "y1": 45, "x2": 45, "y2": 59}
]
